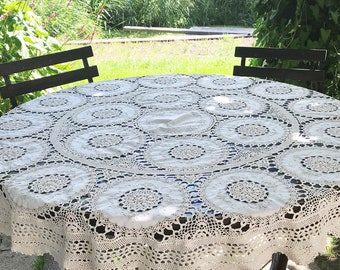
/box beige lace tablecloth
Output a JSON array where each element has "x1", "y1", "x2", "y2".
[{"x1": 0, "y1": 75, "x2": 339, "y2": 269}]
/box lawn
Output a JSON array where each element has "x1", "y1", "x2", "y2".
[{"x1": 66, "y1": 35, "x2": 255, "y2": 81}]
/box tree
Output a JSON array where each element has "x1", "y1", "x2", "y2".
[{"x1": 253, "y1": 0, "x2": 340, "y2": 98}]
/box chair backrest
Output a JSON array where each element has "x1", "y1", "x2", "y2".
[
  {"x1": 0, "y1": 46, "x2": 99, "y2": 108},
  {"x1": 233, "y1": 46, "x2": 327, "y2": 88}
]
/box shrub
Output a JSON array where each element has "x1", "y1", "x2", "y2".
[
  {"x1": 102, "y1": 0, "x2": 192, "y2": 29},
  {"x1": 189, "y1": 0, "x2": 257, "y2": 27},
  {"x1": 253, "y1": 0, "x2": 340, "y2": 98},
  {"x1": 28, "y1": 0, "x2": 105, "y2": 42},
  {"x1": 0, "y1": 0, "x2": 62, "y2": 114},
  {"x1": 101, "y1": 0, "x2": 257, "y2": 31}
]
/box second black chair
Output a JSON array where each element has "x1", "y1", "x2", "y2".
[
  {"x1": 0, "y1": 46, "x2": 99, "y2": 108},
  {"x1": 233, "y1": 46, "x2": 327, "y2": 89}
]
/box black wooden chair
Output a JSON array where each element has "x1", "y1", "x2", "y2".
[
  {"x1": 269, "y1": 252, "x2": 288, "y2": 270},
  {"x1": 0, "y1": 46, "x2": 99, "y2": 108},
  {"x1": 233, "y1": 46, "x2": 327, "y2": 89},
  {"x1": 233, "y1": 48, "x2": 316, "y2": 269}
]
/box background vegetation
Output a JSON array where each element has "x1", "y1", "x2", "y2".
[
  {"x1": 29, "y1": 0, "x2": 105, "y2": 41},
  {"x1": 253, "y1": 0, "x2": 340, "y2": 98},
  {"x1": 0, "y1": 1, "x2": 62, "y2": 113},
  {"x1": 102, "y1": 0, "x2": 256, "y2": 31}
]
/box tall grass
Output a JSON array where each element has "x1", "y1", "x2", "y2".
[
  {"x1": 27, "y1": 0, "x2": 105, "y2": 42},
  {"x1": 27, "y1": 0, "x2": 257, "y2": 41},
  {"x1": 189, "y1": 0, "x2": 257, "y2": 27},
  {"x1": 102, "y1": 0, "x2": 193, "y2": 30},
  {"x1": 102, "y1": 0, "x2": 257, "y2": 33}
]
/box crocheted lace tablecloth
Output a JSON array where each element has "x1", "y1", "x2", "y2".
[{"x1": 0, "y1": 75, "x2": 339, "y2": 270}]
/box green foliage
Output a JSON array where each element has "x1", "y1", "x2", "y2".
[
  {"x1": 102, "y1": 0, "x2": 192, "y2": 29},
  {"x1": 253, "y1": 0, "x2": 340, "y2": 98},
  {"x1": 189, "y1": 0, "x2": 257, "y2": 27},
  {"x1": 0, "y1": 1, "x2": 61, "y2": 63},
  {"x1": 28, "y1": 0, "x2": 105, "y2": 42},
  {"x1": 34, "y1": 256, "x2": 44, "y2": 270},
  {"x1": 101, "y1": 0, "x2": 257, "y2": 31},
  {"x1": 315, "y1": 235, "x2": 340, "y2": 270},
  {"x1": 0, "y1": 0, "x2": 62, "y2": 115}
]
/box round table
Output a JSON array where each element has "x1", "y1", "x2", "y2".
[{"x1": 0, "y1": 74, "x2": 339, "y2": 269}]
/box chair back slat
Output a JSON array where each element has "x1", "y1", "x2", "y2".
[
  {"x1": 1, "y1": 67, "x2": 99, "y2": 98},
  {"x1": 233, "y1": 46, "x2": 327, "y2": 88},
  {"x1": 0, "y1": 46, "x2": 94, "y2": 76},
  {"x1": 233, "y1": 66, "x2": 325, "y2": 82},
  {"x1": 0, "y1": 46, "x2": 98, "y2": 108},
  {"x1": 234, "y1": 47, "x2": 327, "y2": 62}
]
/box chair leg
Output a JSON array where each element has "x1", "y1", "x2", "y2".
[{"x1": 270, "y1": 252, "x2": 288, "y2": 270}]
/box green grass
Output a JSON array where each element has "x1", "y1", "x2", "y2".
[
  {"x1": 104, "y1": 29, "x2": 185, "y2": 39},
  {"x1": 315, "y1": 235, "x2": 340, "y2": 270},
  {"x1": 34, "y1": 256, "x2": 44, "y2": 270},
  {"x1": 66, "y1": 36, "x2": 254, "y2": 81}
]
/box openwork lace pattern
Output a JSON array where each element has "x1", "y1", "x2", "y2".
[{"x1": 0, "y1": 75, "x2": 339, "y2": 270}]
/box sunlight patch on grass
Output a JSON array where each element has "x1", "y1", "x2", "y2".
[{"x1": 67, "y1": 36, "x2": 254, "y2": 81}]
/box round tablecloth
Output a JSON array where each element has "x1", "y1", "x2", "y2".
[{"x1": 0, "y1": 75, "x2": 339, "y2": 269}]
